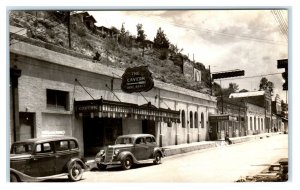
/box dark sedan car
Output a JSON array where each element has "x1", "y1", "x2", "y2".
[
  {"x1": 10, "y1": 136, "x2": 87, "y2": 182},
  {"x1": 95, "y1": 134, "x2": 164, "y2": 170}
]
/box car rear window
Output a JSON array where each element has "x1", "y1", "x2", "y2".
[
  {"x1": 35, "y1": 142, "x2": 53, "y2": 153},
  {"x1": 55, "y1": 141, "x2": 69, "y2": 151},
  {"x1": 69, "y1": 140, "x2": 78, "y2": 149},
  {"x1": 145, "y1": 137, "x2": 153, "y2": 143}
]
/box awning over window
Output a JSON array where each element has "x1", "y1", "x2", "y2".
[{"x1": 74, "y1": 98, "x2": 180, "y2": 123}]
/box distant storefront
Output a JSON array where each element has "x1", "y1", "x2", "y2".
[{"x1": 208, "y1": 98, "x2": 246, "y2": 140}]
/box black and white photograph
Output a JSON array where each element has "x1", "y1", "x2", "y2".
[{"x1": 3, "y1": 0, "x2": 299, "y2": 188}]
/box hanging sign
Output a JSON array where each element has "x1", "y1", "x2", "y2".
[{"x1": 121, "y1": 66, "x2": 154, "y2": 93}]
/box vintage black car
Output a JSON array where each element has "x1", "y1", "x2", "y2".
[
  {"x1": 95, "y1": 134, "x2": 164, "y2": 170},
  {"x1": 10, "y1": 136, "x2": 87, "y2": 182}
]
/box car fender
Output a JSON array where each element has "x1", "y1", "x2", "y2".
[
  {"x1": 153, "y1": 147, "x2": 164, "y2": 158},
  {"x1": 66, "y1": 158, "x2": 88, "y2": 172},
  {"x1": 117, "y1": 151, "x2": 138, "y2": 163},
  {"x1": 10, "y1": 168, "x2": 43, "y2": 182}
]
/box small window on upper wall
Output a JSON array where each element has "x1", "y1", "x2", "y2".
[{"x1": 47, "y1": 89, "x2": 69, "y2": 110}]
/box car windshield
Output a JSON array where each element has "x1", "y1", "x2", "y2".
[
  {"x1": 115, "y1": 137, "x2": 133, "y2": 145},
  {"x1": 11, "y1": 143, "x2": 33, "y2": 154}
]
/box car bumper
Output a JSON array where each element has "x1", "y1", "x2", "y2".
[{"x1": 95, "y1": 157, "x2": 121, "y2": 165}]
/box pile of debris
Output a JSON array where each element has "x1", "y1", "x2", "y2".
[{"x1": 236, "y1": 158, "x2": 288, "y2": 182}]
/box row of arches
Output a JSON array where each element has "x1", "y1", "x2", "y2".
[{"x1": 181, "y1": 110, "x2": 205, "y2": 128}]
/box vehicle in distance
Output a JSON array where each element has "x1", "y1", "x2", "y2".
[
  {"x1": 95, "y1": 134, "x2": 164, "y2": 170},
  {"x1": 10, "y1": 136, "x2": 87, "y2": 182}
]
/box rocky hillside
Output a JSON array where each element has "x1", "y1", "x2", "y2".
[{"x1": 9, "y1": 11, "x2": 211, "y2": 94}]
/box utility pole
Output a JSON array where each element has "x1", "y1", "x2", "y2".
[
  {"x1": 212, "y1": 70, "x2": 245, "y2": 114},
  {"x1": 68, "y1": 11, "x2": 71, "y2": 49},
  {"x1": 209, "y1": 65, "x2": 213, "y2": 96}
]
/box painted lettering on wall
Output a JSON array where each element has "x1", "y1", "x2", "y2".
[{"x1": 41, "y1": 130, "x2": 66, "y2": 137}]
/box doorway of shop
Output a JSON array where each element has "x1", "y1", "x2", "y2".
[
  {"x1": 142, "y1": 119, "x2": 156, "y2": 136},
  {"x1": 18, "y1": 112, "x2": 35, "y2": 141},
  {"x1": 83, "y1": 117, "x2": 122, "y2": 156}
]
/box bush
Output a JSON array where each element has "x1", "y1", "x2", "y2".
[
  {"x1": 46, "y1": 28, "x2": 55, "y2": 39},
  {"x1": 158, "y1": 49, "x2": 169, "y2": 60}
]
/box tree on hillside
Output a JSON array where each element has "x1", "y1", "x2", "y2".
[
  {"x1": 259, "y1": 77, "x2": 274, "y2": 95},
  {"x1": 212, "y1": 82, "x2": 222, "y2": 96},
  {"x1": 119, "y1": 23, "x2": 128, "y2": 46},
  {"x1": 153, "y1": 27, "x2": 170, "y2": 50},
  {"x1": 223, "y1": 83, "x2": 239, "y2": 97},
  {"x1": 110, "y1": 26, "x2": 119, "y2": 41},
  {"x1": 213, "y1": 82, "x2": 239, "y2": 97},
  {"x1": 120, "y1": 23, "x2": 126, "y2": 36},
  {"x1": 136, "y1": 23, "x2": 146, "y2": 42},
  {"x1": 136, "y1": 23, "x2": 147, "y2": 56},
  {"x1": 169, "y1": 43, "x2": 183, "y2": 55}
]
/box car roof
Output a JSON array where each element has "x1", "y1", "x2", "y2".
[
  {"x1": 12, "y1": 136, "x2": 78, "y2": 144},
  {"x1": 117, "y1": 134, "x2": 155, "y2": 139}
]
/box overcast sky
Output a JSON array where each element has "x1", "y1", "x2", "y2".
[{"x1": 89, "y1": 10, "x2": 288, "y2": 101}]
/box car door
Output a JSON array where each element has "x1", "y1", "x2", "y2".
[
  {"x1": 28, "y1": 142, "x2": 56, "y2": 177},
  {"x1": 133, "y1": 137, "x2": 148, "y2": 160},
  {"x1": 145, "y1": 136, "x2": 156, "y2": 159},
  {"x1": 54, "y1": 140, "x2": 79, "y2": 174}
]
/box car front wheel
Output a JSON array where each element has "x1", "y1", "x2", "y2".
[
  {"x1": 121, "y1": 156, "x2": 132, "y2": 170},
  {"x1": 153, "y1": 152, "x2": 162, "y2": 164},
  {"x1": 10, "y1": 173, "x2": 19, "y2": 182},
  {"x1": 68, "y1": 161, "x2": 83, "y2": 182}
]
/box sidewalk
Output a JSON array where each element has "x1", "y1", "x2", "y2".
[
  {"x1": 163, "y1": 132, "x2": 280, "y2": 156},
  {"x1": 85, "y1": 132, "x2": 282, "y2": 169}
]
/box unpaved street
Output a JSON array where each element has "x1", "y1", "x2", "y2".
[{"x1": 78, "y1": 134, "x2": 288, "y2": 182}]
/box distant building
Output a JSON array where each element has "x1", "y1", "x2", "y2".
[
  {"x1": 208, "y1": 97, "x2": 247, "y2": 140},
  {"x1": 72, "y1": 12, "x2": 97, "y2": 31},
  {"x1": 229, "y1": 91, "x2": 272, "y2": 133},
  {"x1": 271, "y1": 95, "x2": 284, "y2": 132},
  {"x1": 144, "y1": 40, "x2": 154, "y2": 49}
]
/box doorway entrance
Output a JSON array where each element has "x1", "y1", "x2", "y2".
[
  {"x1": 142, "y1": 119, "x2": 156, "y2": 136},
  {"x1": 18, "y1": 112, "x2": 35, "y2": 141},
  {"x1": 83, "y1": 117, "x2": 122, "y2": 156}
]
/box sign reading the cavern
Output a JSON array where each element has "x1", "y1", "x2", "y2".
[{"x1": 121, "y1": 66, "x2": 154, "y2": 93}]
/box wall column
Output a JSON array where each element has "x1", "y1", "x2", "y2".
[{"x1": 10, "y1": 66, "x2": 22, "y2": 143}]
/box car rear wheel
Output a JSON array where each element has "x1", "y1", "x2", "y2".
[
  {"x1": 121, "y1": 156, "x2": 133, "y2": 170},
  {"x1": 10, "y1": 173, "x2": 19, "y2": 182},
  {"x1": 153, "y1": 152, "x2": 162, "y2": 164},
  {"x1": 68, "y1": 161, "x2": 83, "y2": 182},
  {"x1": 97, "y1": 163, "x2": 107, "y2": 170}
]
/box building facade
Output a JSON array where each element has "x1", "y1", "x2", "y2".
[
  {"x1": 229, "y1": 91, "x2": 272, "y2": 134},
  {"x1": 9, "y1": 37, "x2": 217, "y2": 156},
  {"x1": 208, "y1": 97, "x2": 247, "y2": 140},
  {"x1": 246, "y1": 103, "x2": 266, "y2": 135}
]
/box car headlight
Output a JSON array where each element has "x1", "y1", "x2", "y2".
[
  {"x1": 114, "y1": 149, "x2": 120, "y2": 155},
  {"x1": 96, "y1": 150, "x2": 105, "y2": 158}
]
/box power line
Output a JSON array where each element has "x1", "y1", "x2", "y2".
[
  {"x1": 271, "y1": 10, "x2": 288, "y2": 41},
  {"x1": 276, "y1": 10, "x2": 288, "y2": 34},
  {"x1": 274, "y1": 10, "x2": 288, "y2": 35}
]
